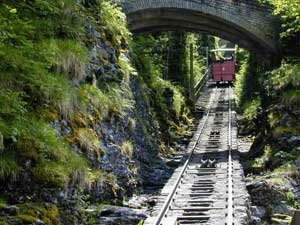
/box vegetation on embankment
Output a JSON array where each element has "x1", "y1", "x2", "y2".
[
  {"x1": 0, "y1": 1, "x2": 200, "y2": 224},
  {"x1": 131, "y1": 32, "x2": 212, "y2": 151},
  {"x1": 236, "y1": 1, "x2": 300, "y2": 224}
]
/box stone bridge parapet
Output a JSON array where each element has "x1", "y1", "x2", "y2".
[{"x1": 121, "y1": 0, "x2": 279, "y2": 54}]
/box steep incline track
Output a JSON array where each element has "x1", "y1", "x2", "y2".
[{"x1": 145, "y1": 84, "x2": 250, "y2": 225}]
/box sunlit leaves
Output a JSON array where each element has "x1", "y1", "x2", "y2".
[
  {"x1": 99, "y1": 0, "x2": 131, "y2": 45},
  {"x1": 267, "y1": 0, "x2": 300, "y2": 37}
]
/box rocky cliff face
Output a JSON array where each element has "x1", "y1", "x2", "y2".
[
  {"x1": 0, "y1": 1, "x2": 192, "y2": 224},
  {"x1": 239, "y1": 96, "x2": 300, "y2": 225}
]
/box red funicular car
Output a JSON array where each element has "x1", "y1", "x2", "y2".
[
  {"x1": 210, "y1": 48, "x2": 236, "y2": 84},
  {"x1": 211, "y1": 59, "x2": 236, "y2": 83}
]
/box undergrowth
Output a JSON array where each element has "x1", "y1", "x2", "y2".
[
  {"x1": 0, "y1": 0, "x2": 133, "y2": 191},
  {"x1": 132, "y1": 33, "x2": 195, "y2": 150}
]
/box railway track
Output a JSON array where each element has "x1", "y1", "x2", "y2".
[{"x1": 145, "y1": 84, "x2": 250, "y2": 225}]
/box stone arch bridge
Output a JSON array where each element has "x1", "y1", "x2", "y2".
[{"x1": 121, "y1": 0, "x2": 279, "y2": 55}]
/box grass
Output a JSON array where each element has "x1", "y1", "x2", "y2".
[
  {"x1": 87, "y1": 169, "x2": 120, "y2": 197},
  {"x1": 0, "y1": 0, "x2": 138, "y2": 203},
  {"x1": 77, "y1": 84, "x2": 134, "y2": 121},
  {"x1": 51, "y1": 39, "x2": 88, "y2": 83},
  {"x1": 120, "y1": 141, "x2": 134, "y2": 158},
  {"x1": 0, "y1": 154, "x2": 20, "y2": 182},
  {"x1": 0, "y1": 113, "x2": 90, "y2": 187},
  {"x1": 128, "y1": 118, "x2": 136, "y2": 131},
  {"x1": 74, "y1": 128, "x2": 102, "y2": 158},
  {"x1": 0, "y1": 0, "x2": 199, "y2": 210},
  {"x1": 32, "y1": 156, "x2": 88, "y2": 188}
]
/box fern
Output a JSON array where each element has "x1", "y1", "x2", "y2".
[{"x1": 99, "y1": 0, "x2": 131, "y2": 45}]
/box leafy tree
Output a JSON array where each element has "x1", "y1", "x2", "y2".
[{"x1": 268, "y1": 0, "x2": 300, "y2": 38}]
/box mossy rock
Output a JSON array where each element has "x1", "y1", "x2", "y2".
[
  {"x1": 16, "y1": 203, "x2": 60, "y2": 225},
  {"x1": 15, "y1": 215, "x2": 37, "y2": 224},
  {"x1": 0, "y1": 221, "x2": 9, "y2": 225}
]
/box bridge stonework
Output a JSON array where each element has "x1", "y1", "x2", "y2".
[{"x1": 121, "y1": 0, "x2": 279, "y2": 54}]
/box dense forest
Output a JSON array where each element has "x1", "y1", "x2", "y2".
[{"x1": 0, "y1": 0, "x2": 299, "y2": 224}]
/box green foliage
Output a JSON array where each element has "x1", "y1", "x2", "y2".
[
  {"x1": 32, "y1": 159, "x2": 87, "y2": 188},
  {"x1": 0, "y1": 0, "x2": 133, "y2": 195},
  {"x1": 8, "y1": 117, "x2": 89, "y2": 187},
  {"x1": 0, "y1": 154, "x2": 20, "y2": 182},
  {"x1": 234, "y1": 50, "x2": 251, "y2": 108},
  {"x1": 132, "y1": 32, "x2": 196, "y2": 148},
  {"x1": 119, "y1": 52, "x2": 136, "y2": 81},
  {"x1": 49, "y1": 39, "x2": 88, "y2": 82},
  {"x1": 0, "y1": 202, "x2": 61, "y2": 225},
  {"x1": 78, "y1": 84, "x2": 134, "y2": 120},
  {"x1": 132, "y1": 33, "x2": 189, "y2": 119},
  {"x1": 266, "y1": 63, "x2": 300, "y2": 109},
  {"x1": 0, "y1": 90, "x2": 27, "y2": 141},
  {"x1": 251, "y1": 145, "x2": 272, "y2": 169},
  {"x1": 243, "y1": 98, "x2": 261, "y2": 121},
  {"x1": 15, "y1": 215, "x2": 37, "y2": 224},
  {"x1": 267, "y1": 0, "x2": 300, "y2": 38},
  {"x1": 267, "y1": 63, "x2": 300, "y2": 90},
  {"x1": 0, "y1": 90, "x2": 27, "y2": 118},
  {"x1": 151, "y1": 77, "x2": 185, "y2": 118},
  {"x1": 0, "y1": 3, "x2": 82, "y2": 118},
  {"x1": 0, "y1": 0, "x2": 133, "y2": 188},
  {"x1": 98, "y1": 0, "x2": 131, "y2": 45},
  {"x1": 131, "y1": 34, "x2": 169, "y2": 81},
  {"x1": 185, "y1": 34, "x2": 207, "y2": 86},
  {"x1": 137, "y1": 220, "x2": 144, "y2": 225},
  {"x1": 120, "y1": 141, "x2": 134, "y2": 158},
  {"x1": 87, "y1": 169, "x2": 120, "y2": 196}
]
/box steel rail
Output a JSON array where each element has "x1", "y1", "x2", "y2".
[
  {"x1": 153, "y1": 87, "x2": 218, "y2": 225},
  {"x1": 227, "y1": 86, "x2": 233, "y2": 225}
]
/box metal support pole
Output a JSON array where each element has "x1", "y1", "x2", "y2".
[
  {"x1": 189, "y1": 43, "x2": 195, "y2": 102},
  {"x1": 206, "y1": 46, "x2": 209, "y2": 69}
]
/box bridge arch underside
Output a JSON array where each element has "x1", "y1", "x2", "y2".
[{"x1": 127, "y1": 8, "x2": 277, "y2": 55}]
